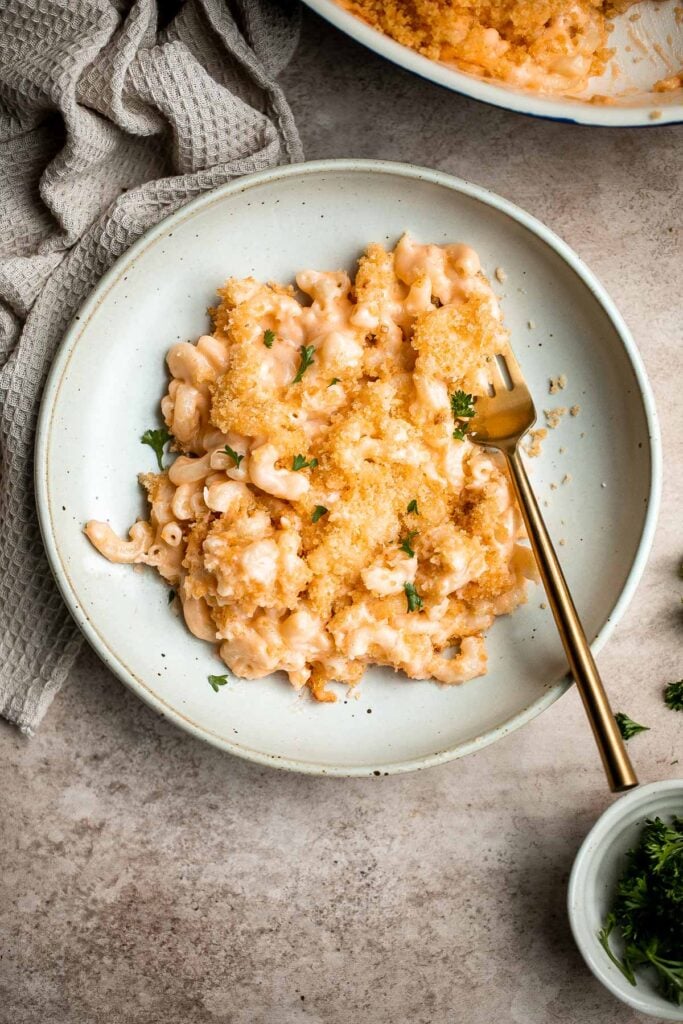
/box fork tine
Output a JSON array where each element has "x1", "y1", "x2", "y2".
[
  {"x1": 470, "y1": 342, "x2": 536, "y2": 447},
  {"x1": 500, "y1": 345, "x2": 527, "y2": 389},
  {"x1": 487, "y1": 355, "x2": 508, "y2": 395}
]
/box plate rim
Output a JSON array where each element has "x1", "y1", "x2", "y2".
[
  {"x1": 302, "y1": 0, "x2": 683, "y2": 128},
  {"x1": 35, "y1": 158, "x2": 663, "y2": 776}
]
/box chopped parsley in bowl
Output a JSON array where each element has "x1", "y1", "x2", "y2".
[
  {"x1": 569, "y1": 780, "x2": 683, "y2": 1020},
  {"x1": 598, "y1": 816, "x2": 683, "y2": 1006}
]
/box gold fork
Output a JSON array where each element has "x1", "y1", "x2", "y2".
[{"x1": 468, "y1": 347, "x2": 637, "y2": 793}]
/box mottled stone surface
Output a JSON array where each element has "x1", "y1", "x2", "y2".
[{"x1": 1, "y1": 8, "x2": 681, "y2": 1023}]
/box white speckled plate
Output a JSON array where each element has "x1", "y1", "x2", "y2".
[
  {"x1": 303, "y1": 0, "x2": 683, "y2": 127},
  {"x1": 35, "y1": 160, "x2": 661, "y2": 775}
]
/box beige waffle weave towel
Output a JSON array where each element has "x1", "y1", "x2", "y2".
[{"x1": 0, "y1": 0, "x2": 302, "y2": 732}]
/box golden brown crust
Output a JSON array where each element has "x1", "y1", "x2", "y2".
[{"x1": 338, "y1": 0, "x2": 643, "y2": 93}]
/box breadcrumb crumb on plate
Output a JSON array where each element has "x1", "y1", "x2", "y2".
[
  {"x1": 525, "y1": 428, "x2": 548, "y2": 457},
  {"x1": 544, "y1": 406, "x2": 568, "y2": 429},
  {"x1": 549, "y1": 374, "x2": 567, "y2": 394}
]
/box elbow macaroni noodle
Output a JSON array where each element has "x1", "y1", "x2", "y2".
[{"x1": 85, "y1": 234, "x2": 537, "y2": 701}]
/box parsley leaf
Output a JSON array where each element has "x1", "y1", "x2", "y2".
[
  {"x1": 312, "y1": 505, "x2": 328, "y2": 523},
  {"x1": 598, "y1": 916, "x2": 637, "y2": 985},
  {"x1": 451, "y1": 390, "x2": 476, "y2": 441},
  {"x1": 292, "y1": 344, "x2": 315, "y2": 383},
  {"x1": 400, "y1": 531, "x2": 418, "y2": 558},
  {"x1": 292, "y1": 454, "x2": 318, "y2": 471},
  {"x1": 599, "y1": 816, "x2": 683, "y2": 1006},
  {"x1": 664, "y1": 680, "x2": 683, "y2": 711},
  {"x1": 404, "y1": 581, "x2": 423, "y2": 613},
  {"x1": 328, "y1": 378, "x2": 341, "y2": 387},
  {"x1": 263, "y1": 329, "x2": 275, "y2": 348},
  {"x1": 141, "y1": 427, "x2": 171, "y2": 471},
  {"x1": 223, "y1": 445, "x2": 244, "y2": 468},
  {"x1": 208, "y1": 674, "x2": 229, "y2": 693},
  {"x1": 450, "y1": 390, "x2": 476, "y2": 419},
  {"x1": 615, "y1": 712, "x2": 650, "y2": 741},
  {"x1": 406, "y1": 499, "x2": 419, "y2": 515}
]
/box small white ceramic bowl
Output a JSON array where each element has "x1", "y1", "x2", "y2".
[{"x1": 568, "y1": 780, "x2": 683, "y2": 1020}]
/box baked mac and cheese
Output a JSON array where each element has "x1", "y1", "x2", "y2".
[
  {"x1": 86, "y1": 236, "x2": 537, "y2": 701},
  {"x1": 339, "y1": 1, "x2": 650, "y2": 95}
]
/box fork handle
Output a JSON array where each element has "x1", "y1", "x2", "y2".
[{"x1": 504, "y1": 446, "x2": 638, "y2": 793}]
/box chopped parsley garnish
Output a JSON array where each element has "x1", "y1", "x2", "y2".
[
  {"x1": 223, "y1": 444, "x2": 244, "y2": 468},
  {"x1": 292, "y1": 454, "x2": 318, "y2": 471},
  {"x1": 615, "y1": 713, "x2": 649, "y2": 741},
  {"x1": 292, "y1": 344, "x2": 315, "y2": 383},
  {"x1": 141, "y1": 427, "x2": 172, "y2": 471},
  {"x1": 598, "y1": 816, "x2": 683, "y2": 1006},
  {"x1": 406, "y1": 499, "x2": 419, "y2": 515},
  {"x1": 450, "y1": 390, "x2": 475, "y2": 441},
  {"x1": 451, "y1": 390, "x2": 476, "y2": 419},
  {"x1": 168, "y1": 589, "x2": 176, "y2": 604},
  {"x1": 208, "y1": 674, "x2": 229, "y2": 693},
  {"x1": 664, "y1": 680, "x2": 683, "y2": 711},
  {"x1": 404, "y1": 581, "x2": 423, "y2": 613},
  {"x1": 312, "y1": 505, "x2": 328, "y2": 523},
  {"x1": 263, "y1": 329, "x2": 275, "y2": 348},
  {"x1": 328, "y1": 378, "x2": 341, "y2": 387},
  {"x1": 399, "y1": 531, "x2": 418, "y2": 558}
]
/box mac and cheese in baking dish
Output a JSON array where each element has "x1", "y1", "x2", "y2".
[
  {"x1": 86, "y1": 235, "x2": 537, "y2": 702},
  {"x1": 338, "y1": 1, "x2": 650, "y2": 96}
]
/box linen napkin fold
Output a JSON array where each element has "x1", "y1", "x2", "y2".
[{"x1": 0, "y1": 0, "x2": 303, "y2": 733}]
